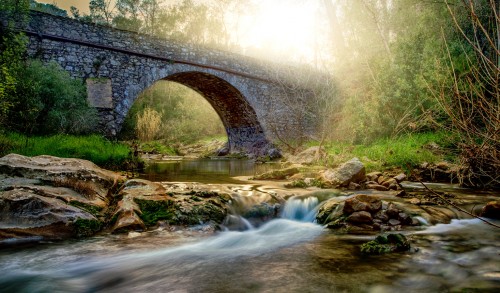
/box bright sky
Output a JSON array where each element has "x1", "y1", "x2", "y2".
[{"x1": 38, "y1": 0, "x2": 326, "y2": 64}]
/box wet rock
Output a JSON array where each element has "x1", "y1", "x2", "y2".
[
  {"x1": 480, "y1": 201, "x2": 500, "y2": 219},
  {"x1": 377, "y1": 176, "x2": 387, "y2": 185},
  {"x1": 347, "y1": 211, "x2": 372, "y2": 224},
  {"x1": 316, "y1": 199, "x2": 344, "y2": 225},
  {"x1": 252, "y1": 167, "x2": 300, "y2": 180},
  {"x1": 386, "y1": 203, "x2": 402, "y2": 218},
  {"x1": 360, "y1": 233, "x2": 411, "y2": 255},
  {"x1": 394, "y1": 173, "x2": 407, "y2": 183},
  {"x1": 319, "y1": 158, "x2": 365, "y2": 187},
  {"x1": 366, "y1": 183, "x2": 389, "y2": 191},
  {"x1": 343, "y1": 194, "x2": 382, "y2": 214},
  {"x1": 388, "y1": 219, "x2": 401, "y2": 226}
]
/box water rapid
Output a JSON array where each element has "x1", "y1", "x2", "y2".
[{"x1": 0, "y1": 196, "x2": 324, "y2": 293}]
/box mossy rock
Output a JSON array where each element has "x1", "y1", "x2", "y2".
[
  {"x1": 134, "y1": 198, "x2": 174, "y2": 226},
  {"x1": 360, "y1": 233, "x2": 411, "y2": 255},
  {"x1": 73, "y1": 218, "x2": 102, "y2": 238},
  {"x1": 68, "y1": 200, "x2": 103, "y2": 217}
]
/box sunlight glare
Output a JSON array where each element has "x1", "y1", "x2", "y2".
[{"x1": 238, "y1": 0, "x2": 321, "y2": 62}]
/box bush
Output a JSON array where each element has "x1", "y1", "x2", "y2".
[{"x1": 7, "y1": 60, "x2": 97, "y2": 135}]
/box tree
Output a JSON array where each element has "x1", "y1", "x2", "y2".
[{"x1": 89, "y1": 0, "x2": 116, "y2": 25}]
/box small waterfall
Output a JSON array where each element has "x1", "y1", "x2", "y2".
[{"x1": 281, "y1": 196, "x2": 320, "y2": 222}]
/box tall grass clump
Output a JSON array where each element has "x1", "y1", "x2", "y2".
[
  {"x1": 135, "y1": 107, "x2": 162, "y2": 142},
  {"x1": 1, "y1": 133, "x2": 132, "y2": 169}
]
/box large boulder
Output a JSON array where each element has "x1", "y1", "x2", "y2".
[
  {"x1": 343, "y1": 194, "x2": 382, "y2": 214},
  {"x1": 0, "y1": 189, "x2": 100, "y2": 243},
  {"x1": 0, "y1": 154, "x2": 124, "y2": 201},
  {"x1": 320, "y1": 158, "x2": 366, "y2": 187}
]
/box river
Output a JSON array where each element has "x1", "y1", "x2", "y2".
[{"x1": 0, "y1": 159, "x2": 499, "y2": 292}]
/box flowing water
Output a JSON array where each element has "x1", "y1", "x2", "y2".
[{"x1": 1, "y1": 159, "x2": 499, "y2": 292}]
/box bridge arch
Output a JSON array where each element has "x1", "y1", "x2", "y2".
[{"x1": 135, "y1": 71, "x2": 270, "y2": 156}]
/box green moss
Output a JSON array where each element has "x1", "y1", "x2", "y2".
[
  {"x1": 134, "y1": 198, "x2": 173, "y2": 226},
  {"x1": 285, "y1": 179, "x2": 308, "y2": 188},
  {"x1": 74, "y1": 218, "x2": 102, "y2": 238},
  {"x1": 360, "y1": 233, "x2": 411, "y2": 255},
  {"x1": 69, "y1": 201, "x2": 103, "y2": 217}
]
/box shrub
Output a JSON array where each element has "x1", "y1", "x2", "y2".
[
  {"x1": 8, "y1": 60, "x2": 98, "y2": 135},
  {"x1": 135, "y1": 107, "x2": 162, "y2": 142}
]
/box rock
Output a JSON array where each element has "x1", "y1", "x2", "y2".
[
  {"x1": 386, "y1": 203, "x2": 402, "y2": 218},
  {"x1": 316, "y1": 199, "x2": 344, "y2": 225},
  {"x1": 320, "y1": 158, "x2": 365, "y2": 187},
  {"x1": 252, "y1": 167, "x2": 300, "y2": 180},
  {"x1": 366, "y1": 184, "x2": 389, "y2": 191},
  {"x1": 110, "y1": 194, "x2": 146, "y2": 233},
  {"x1": 480, "y1": 201, "x2": 500, "y2": 219},
  {"x1": 0, "y1": 154, "x2": 124, "y2": 201},
  {"x1": 398, "y1": 212, "x2": 411, "y2": 224},
  {"x1": 382, "y1": 178, "x2": 397, "y2": 188},
  {"x1": 348, "y1": 182, "x2": 361, "y2": 190},
  {"x1": 377, "y1": 176, "x2": 387, "y2": 185},
  {"x1": 394, "y1": 173, "x2": 407, "y2": 183},
  {"x1": 0, "y1": 189, "x2": 100, "y2": 243},
  {"x1": 374, "y1": 210, "x2": 389, "y2": 222},
  {"x1": 343, "y1": 194, "x2": 382, "y2": 214},
  {"x1": 409, "y1": 198, "x2": 421, "y2": 205},
  {"x1": 366, "y1": 172, "x2": 382, "y2": 181},
  {"x1": 267, "y1": 148, "x2": 282, "y2": 160},
  {"x1": 288, "y1": 146, "x2": 324, "y2": 165},
  {"x1": 347, "y1": 211, "x2": 373, "y2": 224},
  {"x1": 388, "y1": 218, "x2": 400, "y2": 226},
  {"x1": 360, "y1": 233, "x2": 411, "y2": 255},
  {"x1": 216, "y1": 147, "x2": 229, "y2": 156}
]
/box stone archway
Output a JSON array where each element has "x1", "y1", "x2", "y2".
[{"x1": 163, "y1": 72, "x2": 274, "y2": 157}]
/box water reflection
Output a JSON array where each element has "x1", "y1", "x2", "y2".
[{"x1": 139, "y1": 159, "x2": 281, "y2": 183}]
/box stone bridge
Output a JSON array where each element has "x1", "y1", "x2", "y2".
[{"x1": 21, "y1": 11, "x2": 322, "y2": 156}]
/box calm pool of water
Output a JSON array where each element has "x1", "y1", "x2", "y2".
[{"x1": 139, "y1": 158, "x2": 282, "y2": 183}]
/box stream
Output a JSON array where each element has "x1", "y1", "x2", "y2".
[{"x1": 0, "y1": 159, "x2": 499, "y2": 292}]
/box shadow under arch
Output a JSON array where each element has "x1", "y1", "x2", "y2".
[{"x1": 164, "y1": 71, "x2": 276, "y2": 157}]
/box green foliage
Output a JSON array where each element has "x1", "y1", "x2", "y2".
[
  {"x1": 318, "y1": 131, "x2": 457, "y2": 172},
  {"x1": 0, "y1": 132, "x2": 132, "y2": 169},
  {"x1": 8, "y1": 61, "x2": 98, "y2": 135},
  {"x1": 134, "y1": 198, "x2": 173, "y2": 226},
  {"x1": 29, "y1": 0, "x2": 68, "y2": 17},
  {"x1": 140, "y1": 140, "x2": 178, "y2": 155},
  {"x1": 121, "y1": 81, "x2": 225, "y2": 144}
]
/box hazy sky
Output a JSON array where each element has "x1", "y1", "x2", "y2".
[
  {"x1": 36, "y1": 0, "x2": 325, "y2": 64},
  {"x1": 38, "y1": 0, "x2": 92, "y2": 13}
]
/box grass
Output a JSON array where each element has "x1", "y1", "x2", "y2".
[
  {"x1": 311, "y1": 131, "x2": 458, "y2": 172},
  {"x1": 0, "y1": 132, "x2": 132, "y2": 169},
  {"x1": 140, "y1": 140, "x2": 178, "y2": 155}
]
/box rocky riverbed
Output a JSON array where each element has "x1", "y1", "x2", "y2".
[{"x1": 0, "y1": 153, "x2": 498, "y2": 247}]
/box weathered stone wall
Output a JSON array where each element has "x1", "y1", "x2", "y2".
[{"x1": 21, "y1": 11, "x2": 320, "y2": 156}]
